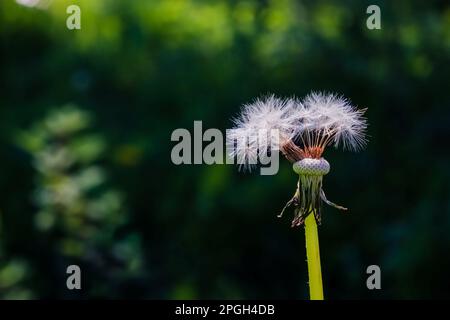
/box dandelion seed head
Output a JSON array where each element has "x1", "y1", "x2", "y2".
[
  {"x1": 298, "y1": 91, "x2": 368, "y2": 152},
  {"x1": 227, "y1": 91, "x2": 368, "y2": 172},
  {"x1": 227, "y1": 95, "x2": 299, "y2": 171},
  {"x1": 232, "y1": 95, "x2": 298, "y2": 138},
  {"x1": 228, "y1": 91, "x2": 367, "y2": 226}
]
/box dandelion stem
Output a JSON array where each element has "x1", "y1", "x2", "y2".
[{"x1": 304, "y1": 212, "x2": 324, "y2": 300}]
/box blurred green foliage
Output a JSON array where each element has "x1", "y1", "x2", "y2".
[
  {"x1": 7, "y1": 106, "x2": 144, "y2": 298},
  {"x1": 0, "y1": 0, "x2": 449, "y2": 299}
]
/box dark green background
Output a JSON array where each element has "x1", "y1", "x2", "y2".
[{"x1": 0, "y1": 0, "x2": 449, "y2": 299}]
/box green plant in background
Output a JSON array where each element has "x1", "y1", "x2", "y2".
[
  {"x1": 0, "y1": 257, "x2": 34, "y2": 299},
  {"x1": 228, "y1": 92, "x2": 367, "y2": 299},
  {"x1": 16, "y1": 105, "x2": 144, "y2": 297},
  {"x1": 0, "y1": 211, "x2": 34, "y2": 299}
]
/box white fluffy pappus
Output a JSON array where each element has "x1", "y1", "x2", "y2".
[
  {"x1": 226, "y1": 95, "x2": 299, "y2": 172},
  {"x1": 298, "y1": 92, "x2": 368, "y2": 152},
  {"x1": 227, "y1": 92, "x2": 368, "y2": 172}
]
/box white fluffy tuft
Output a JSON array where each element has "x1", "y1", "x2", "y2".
[
  {"x1": 298, "y1": 92, "x2": 368, "y2": 151},
  {"x1": 227, "y1": 95, "x2": 299, "y2": 171},
  {"x1": 228, "y1": 92, "x2": 368, "y2": 171}
]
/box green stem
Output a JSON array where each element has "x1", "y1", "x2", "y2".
[{"x1": 304, "y1": 212, "x2": 324, "y2": 300}]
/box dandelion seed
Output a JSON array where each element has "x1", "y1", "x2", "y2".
[
  {"x1": 226, "y1": 95, "x2": 300, "y2": 171},
  {"x1": 299, "y1": 91, "x2": 368, "y2": 152}
]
